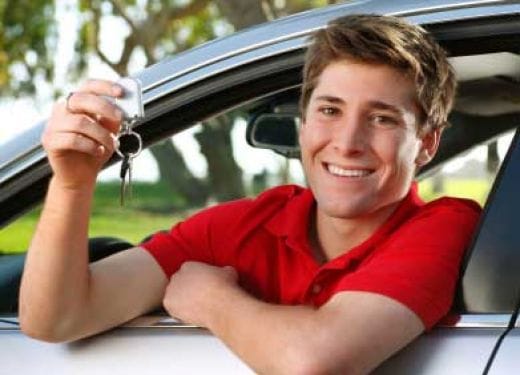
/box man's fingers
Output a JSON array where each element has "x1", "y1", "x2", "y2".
[
  {"x1": 67, "y1": 79, "x2": 124, "y2": 134},
  {"x1": 69, "y1": 115, "x2": 116, "y2": 152},
  {"x1": 66, "y1": 92, "x2": 123, "y2": 126},
  {"x1": 45, "y1": 131, "x2": 107, "y2": 158},
  {"x1": 44, "y1": 114, "x2": 116, "y2": 155},
  {"x1": 77, "y1": 78, "x2": 123, "y2": 97}
]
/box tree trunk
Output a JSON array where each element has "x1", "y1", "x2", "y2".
[
  {"x1": 195, "y1": 115, "x2": 245, "y2": 202},
  {"x1": 487, "y1": 141, "x2": 499, "y2": 175},
  {"x1": 180, "y1": 0, "x2": 267, "y2": 203},
  {"x1": 149, "y1": 140, "x2": 209, "y2": 207}
]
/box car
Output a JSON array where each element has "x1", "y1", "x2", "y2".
[{"x1": 1, "y1": 0, "x2": 520, "y2": 373}]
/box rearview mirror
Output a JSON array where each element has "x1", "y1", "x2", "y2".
[{"x1": 246, "y1": 114, "x2": 300, "y2": 158}]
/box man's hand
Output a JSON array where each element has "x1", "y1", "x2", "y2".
[
  {"x1": 42, "y1": 79, "x2": 124, "y2": 190},
  {"x1": 163, "y1": 262, "x2": 239, "y2": 327}
]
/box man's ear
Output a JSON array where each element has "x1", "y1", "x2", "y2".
[{"x1": 416, "y1": 127, "x2": 442, "y2": 167}]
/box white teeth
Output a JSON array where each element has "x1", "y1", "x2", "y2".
[{"x1": 327, "y1": 164, "x2": 372, "y2": 177}]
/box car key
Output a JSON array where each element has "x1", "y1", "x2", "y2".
[
  {"x1": 116, "y1": 129, "x2": 142, "y2": 205},
  {"x1": 111, "y1": 77, "x2": 145, "y2": 206}
]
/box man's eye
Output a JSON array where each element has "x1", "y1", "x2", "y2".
[
  {"x1": 319, "y1": 107, "x2": 338, "y2": 116},
  {"x1": 371, "y1": 115, "x2": 399, "y2": 127}
]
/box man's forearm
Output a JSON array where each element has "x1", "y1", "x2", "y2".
[
  {"x1": 163, "y1": 262, "x2": 358, "y2": 373},
  {"x1": 204, "y1": 286, "x2": 335, "y2": 374},
  {"x1": 165, "y1": 263, "x2": 423, "y2": 374},
  {"x1": 19, "y1": 177, "x2": 95, "y2": 341}
]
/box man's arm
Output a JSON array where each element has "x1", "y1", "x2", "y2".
[
  {"x1": 19, "y1": 80, "x2": 168, "y2": 342},
  {"x1": 163, "y1": 262, "x2": 423, "y2": 374}
]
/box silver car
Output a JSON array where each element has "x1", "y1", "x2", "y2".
[{"x1": 1, "y1": 0, "x2": 520, "y2": 373}]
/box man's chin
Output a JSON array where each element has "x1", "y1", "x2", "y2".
[{"x1": 317, "y1": 202, "x2": 373, "y2": 220}]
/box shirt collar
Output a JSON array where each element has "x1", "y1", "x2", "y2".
[
  {"x1": 264, "y1": 186, "x2": 314, "y2": 242},
  {"x1": 351, "y1": 182, "x2": 424, "y2": 255},
  {"x1": 264, "y1": 182, "x2": 424, "y2": 252}
]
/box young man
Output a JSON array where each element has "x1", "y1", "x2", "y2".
[{"x1": 20, "y1": 14, "x2": 480, "y2": 374}]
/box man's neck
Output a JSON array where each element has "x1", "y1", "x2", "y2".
[{"x1": 311, "y1": 202, "x2": 400, "y2": 263}]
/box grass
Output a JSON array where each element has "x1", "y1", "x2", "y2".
[
  {"x1": 0, "y1": 210, "x2": 41, "y2": 253},
  {"x1": 0, "y1": 182, "x2": 184, "y2": 255},
  {"x1": 0, "y1": 178, "x2": 491, "y2": 255},
  {"x1": 418, "y1": 178, "x2": 491, "y2": 206}
]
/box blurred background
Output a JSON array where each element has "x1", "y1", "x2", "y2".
[{"x1": 0, "y1": 0, "x2": 510, "y2": 254}]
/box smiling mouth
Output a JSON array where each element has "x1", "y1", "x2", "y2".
[{"x1": 325, "y1": 163, "x2": 374, "y2": 178}]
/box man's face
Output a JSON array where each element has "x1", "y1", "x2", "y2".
[{"x1": 300, "y1": 60, "x2": 437, "y2": 220}]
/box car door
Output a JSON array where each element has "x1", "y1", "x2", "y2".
[
  {"x1": 490, "y1": 315, "x2": 520, "y2": 373},
  {"x1": 1, "y1": 1, "x2": 520, "y2": 374},
  {"x1": 467, "y1": 128, "x2": 520, "y2": 375}
]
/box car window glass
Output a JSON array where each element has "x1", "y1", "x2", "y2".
[
  {"x1": 0, "y1": 205, "x2": 41, "y2": 255},
  {"x1": 87, "y1": 113, "x2": 306, "y2": 246},
  {"x1": 418, "y1": 130, "x2": 515, "y2": 206}
]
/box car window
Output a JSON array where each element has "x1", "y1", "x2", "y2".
[
  {"x1": 418, "y1": 130, "x2": 515, "y2": 206},
  {"x1": 88, "y1": 111, "x2": 306, "y2": 246},
  {"x1": 0, "y1": 206, "x2": 41, "y2": 255}
]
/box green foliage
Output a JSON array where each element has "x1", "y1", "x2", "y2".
[
  {"x1": 1, "y1": 0, "x2": 227, "y2": 95},
  {"x1": 0, "y1": 0, "x2": 56, "y2": 96},
  {"x1": 172, "y1": 6, "x2": 219, "y2": 50},
  {"x1": 0, "y1": 0, "x2": 328, "y2": 96}
]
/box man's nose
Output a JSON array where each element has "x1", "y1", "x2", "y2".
[{"x1": 331, "y1": 114, "x2": 367, "y2": 156}]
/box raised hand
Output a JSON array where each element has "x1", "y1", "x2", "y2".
[{"x1": 42, "y1": 79, "x2": 124, "y2": 189}]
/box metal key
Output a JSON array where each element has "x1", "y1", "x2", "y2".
[
  {"x1": 120, "y1": 154, "x2": 132, "y2": 206},
  {"x1": 110, "y1": 77, "x2": 145, "y2": 206},
  {"x1": 115, "y1": 125, "x2": 142, "y2": 206}
]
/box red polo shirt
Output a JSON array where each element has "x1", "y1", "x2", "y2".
[{"x1": 141, "y1": 183, "x2": 481, "y2": 329}]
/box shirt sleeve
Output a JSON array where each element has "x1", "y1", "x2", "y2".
[
  {"x1": 139, "y1": 211, "x2": 214, "y2": 278},
  {"x1": 330, "y1": 198, "x2": 481, "y2": 330},
  {"x1": 140, "y1": 198, "x2": 254, "y2": 278}
]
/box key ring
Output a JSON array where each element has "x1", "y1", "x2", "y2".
[{"x1": 114, "y1": 127, "x2": 142, "y2": 159}]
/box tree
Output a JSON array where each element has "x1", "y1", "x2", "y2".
[
  {"x1": 0, "y1": 0, "x2": 334, "y2": 207},
  {"x1": 0, "y1": 0, "x2": 56, "y2": 96}
]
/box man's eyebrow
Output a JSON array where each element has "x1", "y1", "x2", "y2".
[
  {"x1": 314, "y1": 95, "x2": 345, "y2": 104},
  {"x1": 368, "y1": 100, "x2": 404, "y2": 115},
  {"x1": 314, "y1": 97, "x2": 406, "y2": 115}
]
